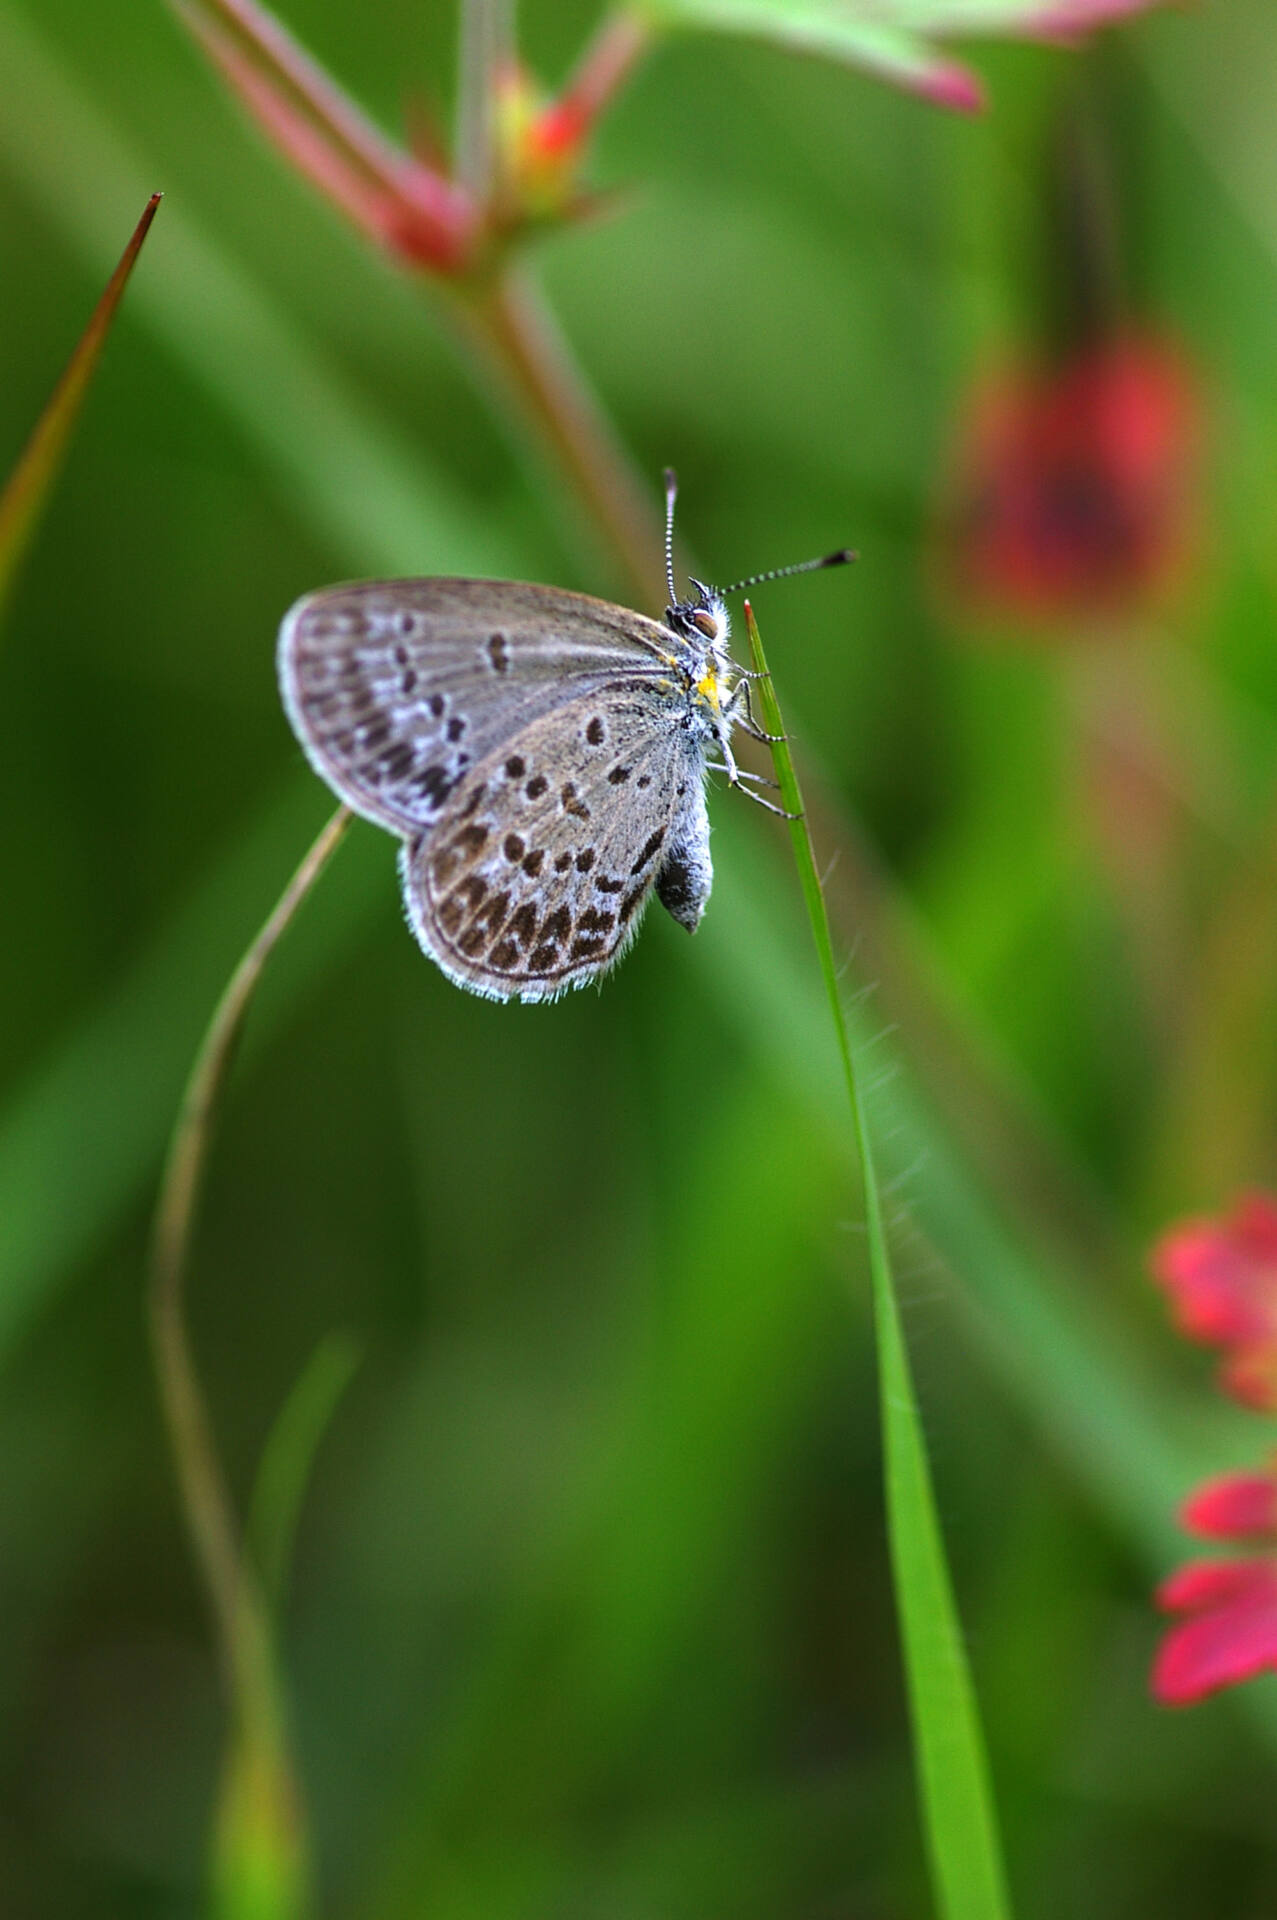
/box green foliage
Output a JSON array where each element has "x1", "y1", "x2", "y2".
[{"x1": 0, "y1": 0, "x2": 1272, "y2": 1916}]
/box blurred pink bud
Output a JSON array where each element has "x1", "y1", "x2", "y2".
[{"x1": 943, "y1": 333, "x2": 1200, "y2": 626}]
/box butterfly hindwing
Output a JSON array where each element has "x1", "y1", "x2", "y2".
[{"x1": 400, "y1": 689, "x2": 707, "y2": 1001}]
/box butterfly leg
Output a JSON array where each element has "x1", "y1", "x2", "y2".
[
  {"x1": 713, "y1": 718, "x2": 801, "y2": 820},
  {"x1": 705, "y1": 763, "x2": 782, "y2": 790},
  {"x1": 724, "y1": 676, "x2": 787, "y2": 744},
  {"x1": 730, "y1": 781, "x2": 803, "y2": 820}
]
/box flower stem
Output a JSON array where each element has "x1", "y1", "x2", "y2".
[
  {"x1": 454, "y1": 0, "x2": 513, "y2": 202},
  {"x1": 149, "y1": 803, "x2": 350, "y2": 1900},
  {"x1": 456, "y1": 263, "x2": 662, "y2": 608}
]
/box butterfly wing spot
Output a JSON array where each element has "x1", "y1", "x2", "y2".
[
  {"x1": 525, "y1": 775, "x2": 548, "y2": 799},
  {"x1": 586, "y1": 716, "x2": 605, "y2": 745},
  {"x1": 607, "y1": 766, "x2": 631, "y2": 784},
  {"x1": 505, "y1": 902, "x2": 538, "y2": 945},
  {"x1": 522, "y1": 850, "x2": 546, "y2": 877},
  {"x1": 415, "y1": 764, "x2": 458, "y2": 809},
  {"x1": 504, "y1": 755, "x2": 526, "y2": 779},
  {"x1": 569, "y1": 937, "x2": 606, "y2": 961},
  {"x1": 446, "y1": 716, "x2": 466, "y2": 742},
  {"x1": 503, "y1": 833, "x2": 525, "y2": 862},
  {"x1": 560, "y1": 783, "x2": 591, "y2": 820},
  {"x1": 630, "y1": 827, "x2": 666, "y2": 875},
  {"x1": 575, "y1": 848, "x2": 596, "y2": 872},
  {"x1": 487, "y1": 633, "x2": 511, "y2": 674}
]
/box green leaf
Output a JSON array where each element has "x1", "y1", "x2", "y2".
[
  {"x1": 744, "y1": 603, "x2": 1011, "y2": 1920},
  {"x1": 0, "y1": 192, "x2": 159, "y2": 626},
  {"x1": 638, "y1": 0, "x2": 1172, "y2": 111}
]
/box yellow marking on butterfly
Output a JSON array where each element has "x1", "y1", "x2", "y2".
[{"x1": 695, "y1": 667, "x2": 722, "y2": 713}]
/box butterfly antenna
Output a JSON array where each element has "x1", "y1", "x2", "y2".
[
  {"x1": 663, "y1": 467, "x2": 679, "y2": 606},
  {"x1": 717, "y1": 549, "x2": 858, "y2": 598}
]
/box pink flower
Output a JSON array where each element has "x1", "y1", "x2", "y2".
[
  {"x1": 1180, "y1": 1469, "x2": 1277, "y2": 1540},
  {"x1": 1151, "y1": 1193, "x2": 1277, "y2": 1410},
  {"x1": 1154, "y1": 1558, "x2": 1277, "y2": 1705}
]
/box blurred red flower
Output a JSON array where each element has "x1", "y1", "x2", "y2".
[
  {"x1": 944, "y1": 333, "x2": 1200, "y2": 624},
  {"x1": 1150, "y1": 1195, "x2": 1277, "y2": 1704},
  {"x1": 1151, "y1": 1192, "x2": 1277, "y2": 1411}
]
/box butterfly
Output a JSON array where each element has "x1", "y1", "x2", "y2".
[{"x1": 277, "y1": 471, "x2": 852, "y2": 1002}]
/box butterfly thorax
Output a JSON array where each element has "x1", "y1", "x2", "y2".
[{"x1": 663, "y1": 587, "x2": 737, "y2": 745}]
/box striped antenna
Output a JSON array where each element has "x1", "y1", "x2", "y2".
[
  {"x1": 663, "y1": 468, "x2": 679, "y2": 607},
  {"x1": 715, "y1": 549, "x2": 857, "y2": 598}
]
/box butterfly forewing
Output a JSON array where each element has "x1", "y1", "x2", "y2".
[{"x1": 278, "y1": 578, "x2": 683, "y2": 836}]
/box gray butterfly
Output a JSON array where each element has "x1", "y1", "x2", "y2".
[{"x1": 277, "y1": 473, "x2": 851, "y2": 1002}]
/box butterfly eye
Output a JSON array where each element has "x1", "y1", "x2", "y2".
[{"x1": 690, "y1": 610, "x2": 719, "y2": 640}]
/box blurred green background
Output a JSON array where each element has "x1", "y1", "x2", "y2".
[{"x1": 3, "y1": 0, "x2": 1277, "y2": 1913}]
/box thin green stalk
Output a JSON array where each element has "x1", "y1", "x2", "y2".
[
  {"x1": 149, "y1": 803, "x2": 351, "y2": 1915},
  {"x1": 743, "y1": 604, "x2": 1011, "y2": 1920}
]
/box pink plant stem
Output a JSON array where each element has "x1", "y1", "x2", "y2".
[
  {"x1": 174, "y1": 0, "x2": 472, "y2": 248},
  {"x1": 454, "y1": 0, "x2": 513, "y2": 202},
  {"x1": 558, "y1": 9, "x2": 651, "y2": 132},
  {"x1": 457, "y1": 264, "x2": 664, "y2": 608},
  {"x1": 181, "y1": 0, "x2": 415, "y2": 196}
]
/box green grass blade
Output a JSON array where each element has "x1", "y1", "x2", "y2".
[
  {"x1": 744, "y1": 603, "x2": 1011, "y2": 1920},
  {"x1": 0, "y1": 191, "x2": 159, "y2": 627},
  {"x1": 247, "y1": 1330, "x2": 362, "y2": 1618}
]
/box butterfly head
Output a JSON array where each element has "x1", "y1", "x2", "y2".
[{"x1": 666, "y1": 580, "x2": 734, "y2": 714}]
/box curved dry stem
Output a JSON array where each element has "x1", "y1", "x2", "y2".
[{"x1": 149, "y1": 804, "x2": 351, "y2": 1730}]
